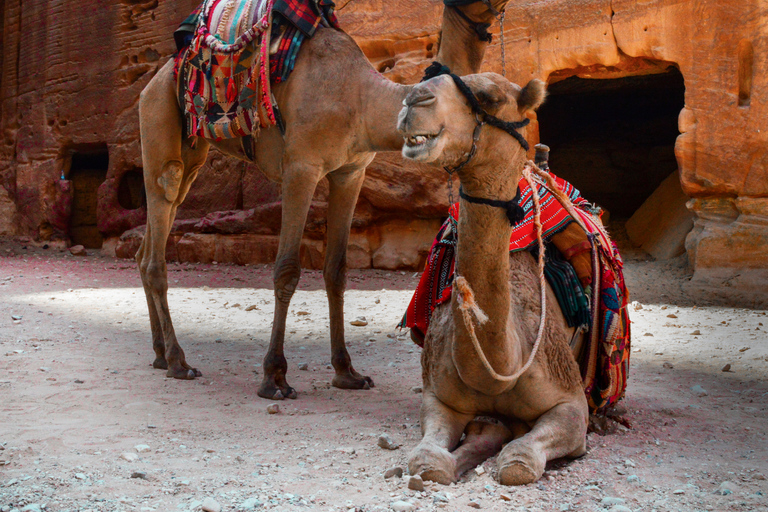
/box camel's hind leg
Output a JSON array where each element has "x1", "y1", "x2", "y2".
[
  {"x1": 136, "y1": 60, "x2": 210, "y2": 379},
  {"x1": 496, "y1": 401, "x2": 588, "y2": 485},
  {"x1": 324, "y1": 168, "x2": 373, "y2": 390},
  {"x1": 452, "y1": 419, "x2": 515, "y2": 478}
]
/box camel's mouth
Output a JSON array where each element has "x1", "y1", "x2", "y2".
[{"x1": 402, "y1": 128, "x2": 443, "y2": 161}]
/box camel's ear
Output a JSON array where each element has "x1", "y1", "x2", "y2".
[{"x1": 518, "y1": 79, "x2": 547, "y2": 114}]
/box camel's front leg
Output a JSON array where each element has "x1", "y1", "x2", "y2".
[
  {"x1": 324, "y1": 168, "x2": 373, "y2": 390},
  {"x1": 409, "y1": 389, "x2": 474, "y2": 484},
  {"x1": 258, "y1": 164, "x2": 320, "y2": 400},
  {"x1": 497, "y1": 400, "x2": 588, "y2": 485}
]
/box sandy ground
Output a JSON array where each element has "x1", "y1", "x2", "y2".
[{"x1": 1, "y1": 237, "x2": 767, "y2": 512}]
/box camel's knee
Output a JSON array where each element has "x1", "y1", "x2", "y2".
[
  {"x1": 323, "y1": 255, "x2": 347, "y2": 299},
  {"x1": 274, "y1": 257, "x2": 301, "y2": 304},
  {"x1": 156, "y1": 160, "x2": 184, "y2": 203},
  {"x1": 140, "y1": 261, "x2": 168, "y2": 293}
]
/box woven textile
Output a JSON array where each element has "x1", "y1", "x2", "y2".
[
  {"x1": 174, "y1": 0, "x2": 276, "y2": 141},
  {"x1": 173, "y1": 0, "x2": 339, "y2": 140},
  {"x1": 399, "y1": 171, "x2": 631, "y2": 413}
]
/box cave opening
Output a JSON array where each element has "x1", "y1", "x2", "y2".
[
  {"x1": 537, "y1": 67, "x2": 685, "y2": 222},
  {"x1": 69, "y1": 147, "x2": 109, "y2": 248}
]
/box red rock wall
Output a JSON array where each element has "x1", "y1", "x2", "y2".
[{"x1": 1, "y1": 0, "x2": 767, "y2": 281}]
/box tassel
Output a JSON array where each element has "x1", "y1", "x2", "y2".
[{"x1": 454, "y1": 275, "x2": 489, "y2": 324}]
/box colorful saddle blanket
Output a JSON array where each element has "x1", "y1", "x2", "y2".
[
  {"x1": 173, "y1": 0, "x2": 338, "y2": 141},
  {"x1": 399, "y1": 171, "x2": 631, "y2": 413}
]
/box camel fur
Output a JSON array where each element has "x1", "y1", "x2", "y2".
[{"x1": 397, "y1": 73, "x2": 589, "y2": 485}]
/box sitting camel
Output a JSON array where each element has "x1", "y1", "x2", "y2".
[{"x1": 397, "y1": 70, "x2": 589, "y2": 485}]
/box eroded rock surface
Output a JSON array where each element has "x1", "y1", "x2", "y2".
[{"x1": 1, "y1": 0, "x2": 766, "y2": 278}]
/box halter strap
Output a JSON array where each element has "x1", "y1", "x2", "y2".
[
  {"x1": 459, "y1": 185, "x2": 525, "y2": 226},
  {"x1": 421, "y1": 62, "x2": 531, "y2": 151},
  {"x1": 450, "y1": 6, "x2": 493, "y2": 42}
]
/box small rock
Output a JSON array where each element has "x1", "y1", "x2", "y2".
[
  {"x1": 377, "y1": 433, "x2": 399, "y2": 450},
  {"x1": 663, "y1": 362, "x2": 674, "y2": 369},
  {"x1": 130, "y1": 471, "x2": 147, "y2": 479},
  {"x1": 241, "y1": 497, "x2": 263, "y2": 510},
  {"x1": 69, "y1": 245, "x2": 87, "y2": 256},
  {"x1": 673, "y1": 489, "x2": 685, "y2": 494},
  {"x1": 715, "y1": 481, "x2": 737, "y2": 495},
  {"x1": 20, "y1": 505, "x2": 41, "y2": 512},
  {"x1": 600, "y1": 497, "x2": 625, "y2": 507},
  {"x1": 350, "y1": 317, "x2": 368, "y2": 326},
  {"x1": 201, "y1": 497, "x2": 221, "y2": 512},
  {"x1": 296, "y1": 311, "x2": 310, "y2": 315},
  {"x1": 74, "y1": 472, "x2": 87, "y2": 480},
  {"x1": 690, "y1": 385, "x2": 708, "y2": 397},
  {"x1": 312, "y1": 381, "x2": 331, "y2": 390},
  {"x1": 411, "y1": 386, "x2": 423, "y2": 394},
  {"x1": 608, "y1": 507, "x2": 632, "y2": 512},
  {"x1": 407, "y1": 474, "x2": 424, "y2": 491},
  {"x1": 627, "y1": 475, "x2": 640, "y2": 484},
  {"x1": 739, "y1": 346, "x2": 750, "y2": 352},
  {"x1": 134, "y1": 444, "x2": 151, "y2": 453},
  {"x1": 467, "y1": 500, "x2": 481, "y2": 509},
  {"x1": 499, "y1": 493, "x2": 512, "y2": 501},
  {"x1": 632, "y1": 301, "x2": 643, "y2": 311},
  {"x1": 690, "y1": 329, "x2": 701, "y2": 335},
  {"x1": 384, "y1": 467, "x2": 403, "y2": 479},
  {"x1": 336, "y1": 446, "x2": 356, "y2": 454},
  {"x1": 391, "y1": 500, "x2": 416, "y2": 512},
  {"x1": 474, "y1": 465, "x2": 486, "y2": 476},
  {"x1": 666, "y1": 314, "x2": 678, "y2": 318},
  {"x1": 643, "y1": 332, "x2": 653, "y2": 337},
  {"x1": 121, "y1": 452, "x2": 138, "y2": 462},
  {"x1": 74, "y1": 379, "x2": 84, "y2": 384},
  {"x1": 245, "y1": 305, "x2": 258, "y2": 312},
  {"x1": 298, "y1": 362, "x2": 309, "y2": 371},
  {"x1": 433, "y1": 492, "x2": 449, "y2": 503},
  {"x1": 721, "y1": 364, "x2": 732, "y2": 372},
  {"x1": 267, "y1": 404, "x2": 280, "y2": 414}
]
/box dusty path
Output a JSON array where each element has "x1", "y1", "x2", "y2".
[{"x1": 1, "y1": 239, "x2": 766, "y2": 512}]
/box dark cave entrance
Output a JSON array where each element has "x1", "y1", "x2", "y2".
[
  {"x1": 536, "y1": 67, "x2": 686, "y2": 221},
  {"x1": 69, "y1": 148, "x2": 109, "y2": 249}
]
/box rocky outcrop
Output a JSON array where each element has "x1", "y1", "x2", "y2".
[
  {"x1": 1, "y1": 0, "x2": 767, "y2": 280},
  {"x1": 626, "y1": 171, "x2": 694, "y2": 260}
]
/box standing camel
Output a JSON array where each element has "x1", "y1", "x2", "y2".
[
  {"x1": 396, "y1": 71, "x2": 589, "y2": 485},
  {"x1": 136, "y1": 0, "x2": 510, "y2": 400}
]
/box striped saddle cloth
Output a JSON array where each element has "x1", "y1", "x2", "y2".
[{"x1": 173, "y1": 0, "x2": 339, "y2": 141}]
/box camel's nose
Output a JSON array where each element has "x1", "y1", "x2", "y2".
[{"x1": 403, "y1": 86, "x2": 436, "y2": 108}]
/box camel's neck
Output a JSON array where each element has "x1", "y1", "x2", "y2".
[
  {"x1": 436, "y1": 4, "x2": 498, "y2": 76},
  {"x1": 450, "y1": 165, "x2": 523, "y2": 393},
  {"x1": 359, "y1": 72, "x2": 412, "y2": 152}
]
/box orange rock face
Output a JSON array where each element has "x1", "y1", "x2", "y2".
[{"x1": 1, "y1": 0, "x2": 766, "y2": 283}]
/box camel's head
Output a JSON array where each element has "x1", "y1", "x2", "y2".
[{"x1": 397, "y1": 72, "x2": 546, "y2": 169}]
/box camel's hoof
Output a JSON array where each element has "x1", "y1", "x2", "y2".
[
  {"x1": 166, "y1": 366, "x2": 200, "y2": 380},
  {"x1": 497, "y1": 444, "x2": 546, "y2": 486},
  {"x1": 408, "y1": 445, "x2": 457, "y2": 485},
  {"x1": 498, "y1": 461, "x2": 539, "y2": 485},
  {"x1": 419, "y1": 468, "x2": 455, "y2": 485},
  {"x1": 332, "y1": 371, "x2": 374, "y2": 390},
  {"x1": 258, "y1": 383, "x2": 297, "y2": 401},
  {"x1": 152, "y1": 357, "x2": 168, "y2": 370}
]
